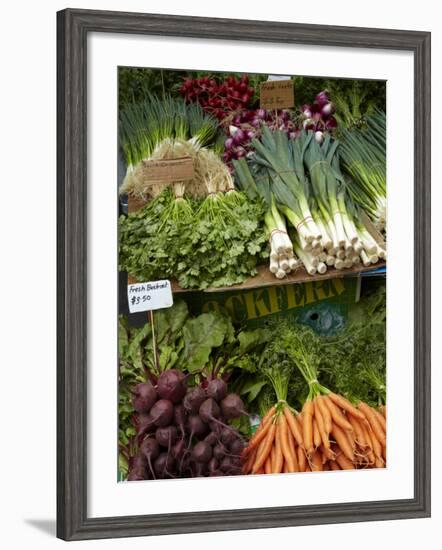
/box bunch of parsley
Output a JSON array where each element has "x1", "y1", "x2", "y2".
[{"x1": 118, "y1": 189, "x2": 268, "y2": 289}]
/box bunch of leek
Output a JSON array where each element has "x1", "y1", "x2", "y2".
[{"x1": 339, "y1": 110, "x2": 386, "y2": 230}]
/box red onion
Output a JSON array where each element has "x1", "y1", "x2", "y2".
[
  {"x1": 321, "y1": 102, "x2": 335, "y2": 117},
  {"x1": 325, "y1": 116, "x2": 337, "y2": 129},
  {"x1": 301, "y1": 104, "x2": 312, "y2": 118},
  {"x1": 224, "y1": 137, "x2": 234, "y2": 149},
  {"x1": 315, "y1": 90, "x2": 330, "y2": 107}
]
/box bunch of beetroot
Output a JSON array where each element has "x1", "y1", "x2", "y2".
[
  {"x1": 179, "y1": 74, "x2": 255, "y2": 122},
  {"x1": 127, "y1": 370, "x2": 247, "y2": 481},
  {"x1": 300, "y1": 90, "x2": 337, "y2": 144},
  {"x1": 222, "y1": 108, "x2": 298, "y2": 166}
]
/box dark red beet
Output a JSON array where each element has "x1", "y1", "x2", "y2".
[
  {"x1": 127, "y1": 469, "x2": 146, "y2": 481},
  {"x1": 220, "y1": 427, "x2": 236, "y2": 447},
  {"x1": 193, "y1": 462, "x2": 208, "y2": 477},
  {"x1": 140, "y1": 437, "x2": 160, "y2": 460},
  {"x1": 206, "y1": 378, "x2": 228, "y2": 402},
  {"x1": 172, "y1": 438, "x2": 186, "y2": 460},
  {"x1": 131, "y1": 383, "x2": 157, "y2": 413},
  {"x1": 136, "y1": 413, "x2": 155, "y2": 438},
  {"x1": 127, "y1": 453, "x2": 147, "y2": 480},
  {"x1": 139, "y1": 437, "x2": 160, "y2": 479},
  {"x1": 213, "y1": 444, "x2": 227, "y2": 461},
  {"x1": 150, "y1": 399, "x2": 174, "y2": 427},
  {"x1": 199, "y1": 398, "x2": 221, "y2": 423},
  {"x1": 220, "y1": 456, "x2": 233, "y2": 472},
  {"x1": 230, "y1": 438, "x2": 244, "y2": 456},
  {"x1": 208, "y1": 420, "x2": 223, "y2": 435},
  {"x1": 188, "y1": 415, "x2": 208, "y2": 437},
  {"x1": 153, "y1": 452, "x2": 175, "y2": 477},
  {"x1": 208, "y1": 457, "x2": 219, "y2": 472},
  {"x1": 155, "y1": 425, "x2": 178, "y2": 447},
  {"x1": 183, "y1": 386, "x2": 206, "y2": 414},
  {"x1": 173, "y1": 404, "x2": 186, "y2": 435},
  {"x1": 157, "y1": 370, "x2": 187, "y2": 403},
  {"x1": 204, "y1": 432, "x2": 218, "y2": 446},
  {"x1": 191, "y1": 441, "x2": 212, "y2": 463},
  {"x1": 220, "y1": 394, "x2": 246, "y2": 420}
]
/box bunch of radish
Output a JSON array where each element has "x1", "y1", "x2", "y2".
[
  {"x1": 127, "y1": 370, "x2": 246, "y2": 480},
  {"x1": 179, "y1": 74, "x2": 255, "y2": 122}
]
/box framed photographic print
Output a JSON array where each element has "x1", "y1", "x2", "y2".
[{"x1": 57, "y1": 8, "x2": 431, "y2": 541}]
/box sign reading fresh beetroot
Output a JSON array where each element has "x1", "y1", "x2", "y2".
[{"x1": 127, "y1": 280, "x2": 173, "y2": 313}]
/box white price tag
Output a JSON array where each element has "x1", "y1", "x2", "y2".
[
  {"x1": 127, "y1": 280, "x2": 173, "y2": 313},
  {"x1": 267, "y1": 74, "x2": 292, "y2": 81}
]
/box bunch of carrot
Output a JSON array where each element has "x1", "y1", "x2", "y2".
[
  {"x1": 242, "y1": 393, "x2": 386, "y2": 474},
  {"x1": 299, "y1": 391, "x2": 386, "y2": 471},
  {"x1": 242, "y1": 401, "x2": 306, "y2": 475}
]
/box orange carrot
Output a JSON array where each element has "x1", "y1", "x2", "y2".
[
  {"x1": 373, "y1": 407, "x2": 387, "y2": 433},
  {"x1": 273, "y1": 429, "x2": 284, "y2": 474},
  {"x1": 328, "y1": 392, "x2": 365, "y2": 421},
  {"x1": 264, "y1": 456, "x2": 272, "y2": 474},
  {"x1": 252, "y1": 421, "x2": 277, "y2": 473},
  {"x1": 375, "y1": 457, "x2": 385, "y2": 468},
  {"x1": 311, "y1": 450, "x2": 323, "y2": 471},
  {"x1": 255, "y1": 467, "x2": 265, "y2": 475},
  {"x1": 297, "y1": 446, "x2": 307, "y2": 472},
  {"x1": 302, "y1": 400, "x2": 314, "y2": 455},
  {"x1": 242, "y1": 447, "x2": 257, "y2": 474},
  {"x1": 283, "y1": 408, "x2": 304, "y2": 447},
  {"x1": 245, "y1": 417, "x2": 272, "y2": 455},
  {"x1": 323, "y1": 395, "x2": 353, "y2": 432},
  {"x1": 361, "y1": 423, "x2": 376, "y2": 465},
  {"x1": 357, "y1": 402, "x2": 386, "y2": 446},
  {"x1": 329, "y1": 460, "x2": 340, "y2": 471},
  {"x1": 314, "y1": 398, "x2": 330, "y2": 449},
  {"x1": 379, "y1": 404, "x2": 387, "y2": 418},
  {"x1": 279, "y1": 414, "x2": 297, "y2": 473},
  {"x1": 331, "y1": 423, "x2": 354, "y2": 461},
  {"x1": 316, "y1": 395, "x2": 332, "y2": 434},
  {"x1": 243, "y1": 405, "x2": 277, "y2": 457},
  {"x1": 348, "y1": 414, "x2": 367, "y2": 448},
  {"x1": 287, "y1": 427, "x2": 299, "y2": 472},
  {"x1": 336, "y1": 453, "x2": 355, "y2": 470},
  {"x1": 283, "y1": 461, "x2": 289, "y2": 473},
  {"x1": 313, "y1": 418, "x2": 322, "y2": 449},
  {"x1": 365, "y1": 423, "x2": 383, "y2": 461}
]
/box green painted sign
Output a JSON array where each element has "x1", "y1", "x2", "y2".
[{"x1": 186, "y1": 277, "x2": 360, "y2": 335}]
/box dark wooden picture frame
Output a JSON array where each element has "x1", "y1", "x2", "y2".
[{"x1": 57, "y1": 8, "x2": 431, "y2": 541}]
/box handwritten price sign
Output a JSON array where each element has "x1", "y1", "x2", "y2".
[
  {"x1": 260, "y1": 80, "x2": 294, "y2": 110},
  {"x1": 127, "y1": 280, "x2": 173, "y2": 313}
]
